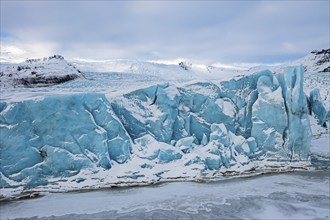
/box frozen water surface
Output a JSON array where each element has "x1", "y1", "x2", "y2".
[{"x1": 0, "y1": 170, "x2": 329, "y2": 220}]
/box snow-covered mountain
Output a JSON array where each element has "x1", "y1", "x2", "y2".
[
  {"x1": 72, "y1": 49, "x2": 329, "y2": 79},
  {"x1": 0, "y1": 55, "x2": 83, "y2": 88},
  {"x1": 249, "y1": 49, "x2": 330, "y2": 74},
  {"x1": 71, "y1": 58, "x2": 246, "y2": 81},
  {"x1": 280, "y1": 49, "x2": 329, "y2": 73},
  {"x1": 1, "y1": 49, "x2": 327, "y2": 89}
]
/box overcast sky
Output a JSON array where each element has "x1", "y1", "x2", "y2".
[{"x1": 0, "y1": 1, "x2": 329, "y2": 64}]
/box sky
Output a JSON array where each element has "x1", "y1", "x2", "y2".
[{"x1": 0, "y1": 0, "x2": 329, "y2": 65}]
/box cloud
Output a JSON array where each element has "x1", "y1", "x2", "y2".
[
  {"x1": 0, "y1": 38, "x2": 59, "y2": 63},
  {"x1": 0, "y1": 1, "x2": 329, "y2": 64}
]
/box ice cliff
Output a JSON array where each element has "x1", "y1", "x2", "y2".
[{"x1": 0, "y1": 66, "x2": 317, "y2": 191}]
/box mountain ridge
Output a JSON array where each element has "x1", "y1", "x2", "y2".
[
  {"x1": 0, "y1": 49, "x2": 328, "y2": 88},
  {"x1": 71, "y1": 49, "x2": 330, "y2": 78},
  {"x1": 0, "y1": 55, "x2": 83, "y2": 88}
]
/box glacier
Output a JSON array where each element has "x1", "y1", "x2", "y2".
[{"x1": 0, "y1": 66, "x2": 320, "y2": 192}]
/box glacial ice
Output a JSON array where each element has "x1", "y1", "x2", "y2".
[
  {"x1": 0, "y1": 66, "x2": 315, "y2": 190},
  {"x1": 309, "y1": 88, "x2": 330, "y2": 127},
  {"x1": 251, "y1": 75, "x2": 289, "y2": 160},
  {"x1": 0, "y1": 93, "x2": 131, "y2": 187}
]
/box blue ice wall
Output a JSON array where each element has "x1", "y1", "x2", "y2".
[
  {"x1": 278, "y1": 66, "x2": 312, "y2": 160},
  {"x1": 0, "y1": 93, "x2": 131, "y2": 187},
  {"x1": 0, "y1": 66, "x2": 313, "y2": 189},
  {"x1": 251, "y1": 75, "x2": 288, "y2": 160}
]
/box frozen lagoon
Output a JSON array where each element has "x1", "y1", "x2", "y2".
[{"x1": 0, "y1": 170, "x2": 329, "y2": 220}]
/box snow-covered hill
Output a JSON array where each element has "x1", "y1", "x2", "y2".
[{"x1": 0, "y1": 55, "x2": 83, "y2": 88}]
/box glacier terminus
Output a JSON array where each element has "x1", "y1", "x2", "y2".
[{"x1": 2, "y1": 65, "x2": 327, "y2": 194}]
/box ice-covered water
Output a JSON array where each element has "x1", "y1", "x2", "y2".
[{"x1": 0, "y1": 170, "x2": 329, "y2": 220}]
